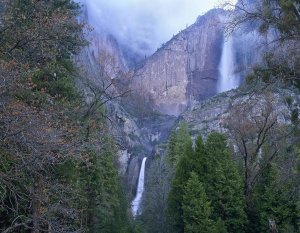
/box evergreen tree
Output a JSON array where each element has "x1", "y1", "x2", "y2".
[
  {"x1": 172, "y1": 121, "x2": 191, "y2": 167},
  {"x1": 203, "y1": 133, "x2": 247, "y2": 232},
  {"x1": 167, "y1": 135, "x2": 193, "y2": 233},
  {"x1": 191, "y1": 134, "x2": 206, "y2": 177},
  {"x1": 182, "y1": 172, "x2": 214, "y2": 233},
  {"x1": 167, "y1": 130, "x2": 178, "y2": 165},
  {"x1": 250, "y1": 163, "x2": 300, "y2": 233},
  {"x1": 167, "y1": 132, "x2": 247, "y2": 233},
  {"x1": 79, "y1": 138, "x2": 135, "y2": 233}
]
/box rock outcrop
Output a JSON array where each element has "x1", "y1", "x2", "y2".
[
  {"x1": 75, "y1": 28, "x2": 177, "y2": 195},
  {"x1": 181, "y1": 86, "x2": 300, "y2": 139},
  {"x1": 126, "y1": 5, "x2": 276, "y2": 116},
  {"x1": 75, "y1": 0, "x2": 284, "y2": 195},
  {"x1": 129, "y1": 9, "x2": 226, "y2": 116}
]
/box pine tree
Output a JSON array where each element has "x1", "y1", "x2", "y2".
[
  {"x1": 167, "y1": 132, "x2": 247, "y2": 233},
  {"x1": 204, "y1": 132, "x2": 247, "y2": 232},
  {"x1": 167, "y1": 135, "x2": 193, "y2": 233},
  {"x1": 78, "y1": 137, "x2": 132, "y2": 233},
  {"x1": 193, "y1": 134, "x2": 207, "y2": 177},
  {"x1": 172, "y1": 121, "x2": 191, "y2": 166},
  {"x1": 167, "y1": 130, "x2": 177, "y2": 165},
  {"x1": 182, "y1": 172, "x2": 214, "y2": 233},
  {"x1": 251, "y1": 163, "x2": 300, "y2": 233}
]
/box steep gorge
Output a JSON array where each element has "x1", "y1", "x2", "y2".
[
  {"x1": 129, "y1": 9, "x2": 225, "y2": 116},
  {"x1": 76, "y1": 1, "x2": 297, "y2": 218},
  {"x1": 1, "y1": 0, "x2": 298, "y2": 231}
]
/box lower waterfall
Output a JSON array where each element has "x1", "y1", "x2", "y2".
[
  {"x1": 217, "y1": 36, "x2": 239, "y2": 93},
  {"x1": 131, "y1": 157, "x2": 147, "y2": 217}
]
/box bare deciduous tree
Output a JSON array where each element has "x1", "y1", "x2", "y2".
[{"x1": 224, "y1": 93, "x2": 288, "y2": 196}]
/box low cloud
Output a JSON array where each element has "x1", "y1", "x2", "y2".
[{"x1": 82, "y1": 0, "x2": 235, "y2": 56}]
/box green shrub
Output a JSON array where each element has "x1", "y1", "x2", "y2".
[{"x1": 14, "y1": 89, "x2": 48, "y2": 106}]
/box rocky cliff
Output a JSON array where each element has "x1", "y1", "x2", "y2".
[
  {"x1": 75, "y1": 1, "x2": 283, "y2": 195},
  {"x1": 75, "y1": 40, "x2": 176, "y2": 195},
  {"x1": 129, "y1": 9, "x2": 225, "y2": 116},
  {"x1": 127, "y1": 7, "x2": 274, "y2": 116},
  {"x1": 75, "y1": 14, "x2": 177, "y2": 195},
  {"x1": 77, "y1": 1, "x2": 275, "y2": 119},
  {"x1": 181, "y1": 86, "x2": 300, "y2": 140}
]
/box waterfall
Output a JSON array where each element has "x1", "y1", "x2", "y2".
[
  {"x1": 131, "y1": 157, "x2": 147, "y2": 217},
  {"x1": 217, "y1": 36, "x2": 239, "y2": 93}
]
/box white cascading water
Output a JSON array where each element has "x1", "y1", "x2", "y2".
[
  {"x1": 217, "y1": 36, "x2": 239, "y2": 93},
  {"x1": 131, "y1": 157, "x2": 147, "y2": 217}
]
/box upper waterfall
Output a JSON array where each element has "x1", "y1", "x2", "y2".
[
  {"x1": 217, "y1": 36, "x2": 239, "y2": 93},
  {"x1": 131, "y1": 157, "x2": 147, "y2": 217}
]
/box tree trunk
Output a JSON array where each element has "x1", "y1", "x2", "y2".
[
  {"x1": 269, "y1": 219, "x2": 278, "y2": 233},
  {"x1": 244, "y1": 156, "x2": 250, "y2": 197},
  {"x1": 32, "y1": 176, "x2": 42, "y2": 233}
]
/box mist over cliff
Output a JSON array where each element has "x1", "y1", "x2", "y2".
[{"x1": 81, "y1": 0, "x2": 226, "y2": 59}]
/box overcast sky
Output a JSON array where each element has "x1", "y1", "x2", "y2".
[{"x1": 84, "y1": 0, "x2": 237, "y2": 56}]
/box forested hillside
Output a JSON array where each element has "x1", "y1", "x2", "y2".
[
  {"x1": 140, "y1": 0, "x2": 300, "y2": 232},
  {"x1": 0, "y1": 0, "x2": 135, "y2": 232},
  {"x1": 0, "y1": 0, "x2": 300, "y2": 233},
  {"x1": 141, "y1": 122, "x2": 299, "y2": 232}
]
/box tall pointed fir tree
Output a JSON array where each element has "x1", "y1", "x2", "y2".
[
  {"x1": 250, "y1": 162, "x2": 300, "y2": 233},
  {"x1": 203, "y1": 133, "x2": 247, "y2": 232},
  {"x1": 182, "y1": 172, "x2": 215, "y2": 233},
  {"x1": 167, "y1": 134, "x2": 193, "y2": 232}
]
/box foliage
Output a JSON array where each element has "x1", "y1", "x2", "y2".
[
  {"x1": 0, "y1": 0, "x2": 86, "y2": 99},
  {"x1": 31, "y1": 60, "x2": 77, "y2": 100},
  {"x1": 75, "y1": 142, "x2": 132, "y2": 233},
  {"x1": 182, "y1": 172, "x2": 215, "y2": 233},
  {"x1": 167, "y1": 130, "x2": 246, "y2": 233},
  {"x1": 167, "y1": 135, "x2": 193, "y2": 232},
  {"x1": 226, "y1": 0, "x2": 300, "y2": 87},
  {"x1": 0, "y1": 0, "x2": 85, "y2": 66},
  {"x1": 224, "y1": 90, "x2": 300, "y2": 232},
  {"x1": 203, "y1": 133, "x2": 247, "y2": 232},
  {"x1": 247, "y1": 159, "x2": 300, "y2": 233},
  {"x1": 0, "y1": 0, "x2": 133, "y2": 232},
  {"x1": 167, "y1": 121, "x2": 191, "y2": 167},
  {"x1": 165, "y1": 126, "x2": 299, "y2": 232}
]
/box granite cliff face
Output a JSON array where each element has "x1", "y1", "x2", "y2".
[
  {"x1": 127, "y1": 7, "x2": 273, "y2": 116},
  {"x1": 75, "y1": 16, "x2": 177, "y2": 195},
  {"x1": 129, "y1": 9, "x2": 225, "y2": 116},
  {"x1": 75, "y1": 1, "x2": 281, "y2": 194},
  {"x1": 78, "y1": 4, "x2": 272, "y2": 118},
  {"x1": 77, "y1": 0, "x2": 128, "y2": 78},
  {"x1": 181, "y1": 87, "x2": 300, "y2": 140}
]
